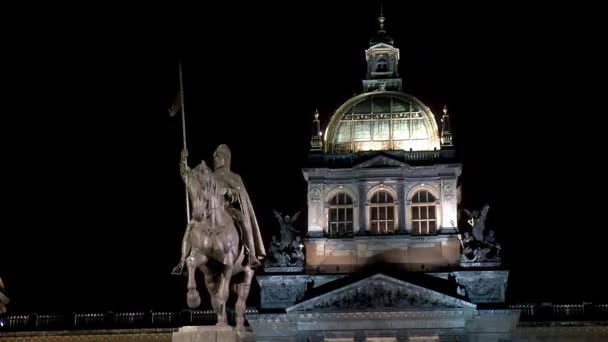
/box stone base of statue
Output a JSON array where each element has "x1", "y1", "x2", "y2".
[
  {"x1": 459, "y1": 260, "x2": 501, "y2": 268},
  {"x1": 172, "y1": 325, "x2": 245, "y2": 342},
  {"x1": 263, "y1": 266, "x2": 303, "y2": 273}
]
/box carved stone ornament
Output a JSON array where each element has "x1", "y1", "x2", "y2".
[
  {"x1": 443, "y1": 182, "x2": 455, "y2": 198},
  {"x1": 310, "y1": 187, "x2": 321, "y2": 204},
  {"x1": 287, "y1": 274, "x2": 475, "y2": 313}
]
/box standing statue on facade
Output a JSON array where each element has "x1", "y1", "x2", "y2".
[
  {"x1": 464, "y1": 204, "x2": 490, "y2": 242},
  {"x1": 460, "y1": 204, "x2": 501, "y2": 262},
  {"x1": 265, "y1": 210, "x2": 305, "y2": 268},
  {"x1": 267, "y1": 235, "x2": 286, "y2": 265},
  {"x1": 172, "y1": 146, "x2": 264, "y2": 331},
  {"x1": 273, "y1": 210, "x2": 301, "y2": 247}
]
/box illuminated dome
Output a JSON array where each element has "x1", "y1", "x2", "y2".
[{"x1": 324, "y1": 91, "x2": 440, "y2": 153}]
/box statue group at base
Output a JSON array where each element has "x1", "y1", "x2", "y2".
[
  {"x1": 264, "y1": 210, "x2": 305, "y2": 268},
  {"x1": 459, "y1": 204, "x2": 501, "y2": 263},
  {"x1": 172, "y1": 145, "x2": 265, "y2": 333}
]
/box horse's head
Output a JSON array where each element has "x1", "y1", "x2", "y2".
[{"x1": 193, "y1": 161, "x2": 226, "y2": 223}]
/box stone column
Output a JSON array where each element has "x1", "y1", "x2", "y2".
[
  {"x1": 307, "y1": 184, "x2": 324, "y2": 238},
  {"x1": 398, "y1": 180, "x2": 407, "y2": 233},
  {"x1": 358, "y1": 182, "x2": 367, "y2": 235},
  {"x1": 440, "y1": 178, "x2": 458, "y2": 234}
]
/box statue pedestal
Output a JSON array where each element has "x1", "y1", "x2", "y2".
[{"x1": 172, "y1": 325, "x2": 243, "y2": 342}]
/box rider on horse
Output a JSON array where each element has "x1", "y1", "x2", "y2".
[{"x1": 173, "y1": 144, "x2": 265, "y2": 274}]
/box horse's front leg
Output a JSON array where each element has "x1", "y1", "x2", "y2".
[
  {"x1": 215, "y1": 255, "x2": 234, "y2": 326},
  {"x1": 235, "y1": 266, "x2": 254, "y2": 332},
  {"x1": 186, "y1": 249, "x2": 207, "y2": 308}
]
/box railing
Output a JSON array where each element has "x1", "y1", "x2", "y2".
[
  {"x1": 510, "y1": 303, "x2": 608, "y2": 321},
  {"x1": 0, "y1": 308, "x2": 258, "y2": 332},
  {"x1": 403, "y1": 150, "x2": 441, "y2": 162}
]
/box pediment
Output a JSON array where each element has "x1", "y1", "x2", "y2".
[
  {"x1": 368, "y1": 43, "x2": 396, "y2": 50},
  {"x1": 286, "y1": 274, "x2": 475, "y2": 313},
  {"x1": 353, "y1": 155, "x2": 407, "y2": 169}
]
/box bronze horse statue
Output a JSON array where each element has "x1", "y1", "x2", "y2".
[{"x1": 183, "y1": 160, "x2": 254, "y2": 331}]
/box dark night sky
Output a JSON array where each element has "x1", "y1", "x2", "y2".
[{"x1": 1, "y1": 2, "x2": 605, "y2": 313}]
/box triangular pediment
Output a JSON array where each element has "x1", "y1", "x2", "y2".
[
  {"x1": 353, "y1": 155, "x2": 407, "y2": 169},
  {"x1": 286, "y1": 274, "x2": 475, "y2": 313},
  {"x1": 368, "y1": 43, "x2": 396, "y2": 50}
]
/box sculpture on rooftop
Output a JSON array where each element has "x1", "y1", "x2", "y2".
[
  {"x1": 459, "y1": 204, "x2": 501, "y2": 263},
  {"x1": 265, "y1": 210, "x2": 305, "y2": 268}
]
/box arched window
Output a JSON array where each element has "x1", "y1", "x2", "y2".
[
  {"x1": 411, "y1": 190, "x2": 437, "y2": 235},
  {"x1": 370, "y1": 190, "x2": 395, "y2": 234},
  {"x1": 329, "y1": 193, "x2": 354, "y2": 237}
]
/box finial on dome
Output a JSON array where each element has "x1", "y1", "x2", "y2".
[
  {"x1": 378, "y1": 0, "x2": 386, "y2": 31},
  {"x1": 310, "y1": 108, "x2": 323, "y2": 152},
  {"x1": 441, "y1": 104, "x2": 453, "y2": 147}
]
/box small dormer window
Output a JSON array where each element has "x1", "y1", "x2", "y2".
[{"x1": 376, "y1": 58, "x2": 389, "y2": 72}]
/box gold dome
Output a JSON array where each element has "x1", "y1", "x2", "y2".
[{"x1": 324, "y1": 91, "x2": 440, "y2": 153}]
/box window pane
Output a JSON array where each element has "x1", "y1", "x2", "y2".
[
  {"x1": 411, "y1": 119, "x2": 429, "y2": 139},
  {"x1": 376, "y1": 192, "x2": 383, "y2": 203},
  {"x1": 393, "y1": 119, "x2": 410, "y2": 140},
  {"x1": 336, "y1": 122, "x2": 352, "y2": 143},
  {"x1": 429, "y1": 221, "x2": 436, "y2": 232},
  {"x1": 346, "y1": 222, "x2": 353, "y2": 234},
  {"x1": 373, "y1": 120, "x2": 390, "y2": 140},
  {"x1": 344, "y1": 194, "x2": 353, "y2": 205},
  {"x1": 331, "y1": 196, "x2": 337, "y2": 205},
  {"x1": 346, "y1": 208, "x2": 353, "y2": 222},
  {"x1": 372, "y1": 221, "x2": 378, "y2": 233},
  {"x1": 379, "y1": 207, "x2": 386, "y2": 220},
  {"x1": 354, "y1": 99, "x2": 371, "y2": 114},
  {"x1": 373, "y1": 97, "x2": 391, "y2": 113},
  {"x1": 353, "y1": 121, "x2": 371, "y2": 141},
  {"x1": 392, "y1": 99, "x2": 409, "y2": 112},
  {"x1": 413, "y1": 221, "x2": 420, "y2": 234},
  {"x1": 330, "y1": 223, "x2": 337, "y2": 235},
  {"x1": 429, "y1": 207, "x2": 435, "y2": 219},
  {"x1": 387, "y1": 221, "x2": 394, "y2": 232},
  {"x1": 421, "y1": 206, "x2": 427, "y2": 219},
  {"x1": 421, "y1": 191, "x2": 428, "y2": 202},
  {"x1": 427, "y1": 192, "x2": 436, "y2": 202},
  {"x1": 412, "y1": 207, "x2": 419, "y2": 219},
  {"x1": 413, "y1": 192, "x2": 420, "y2": 203},
  {"x1": 386, "y1": 193, "x2": 393, "y2": 203},
  {"x1": 387, "y1": 208, "x2": 394, "y2": 220},
  {"x1": 330, "y1": 209, "x2": 337, "y2": 222},
  {"x1": 372, "y1": 207, "x2": 378, "y2": 220},
  {"x1": 371, "y1": 192, "x2": 379, "y2": 203},
  {"x1": 421, "y1": 221, "x2": 428, "y2": 233},
  {"x1": 338, "y1": 208, "x2": 344, "y2": 222}
]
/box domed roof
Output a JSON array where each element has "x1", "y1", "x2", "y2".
[
  {"x1": 370, "y1": 30, "x2": 394, "y2": 46},
  {"x1": 324, "y1": 91, "x2": 440, "y2": 153}
]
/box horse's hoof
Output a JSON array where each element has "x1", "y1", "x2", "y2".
[{"x1": 187, "y1": 290, "x2": 201, "y2": 308}]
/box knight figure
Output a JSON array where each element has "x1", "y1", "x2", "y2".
[{"x1": 172, "y1": 145, "x2": 266, "y2": 274}]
